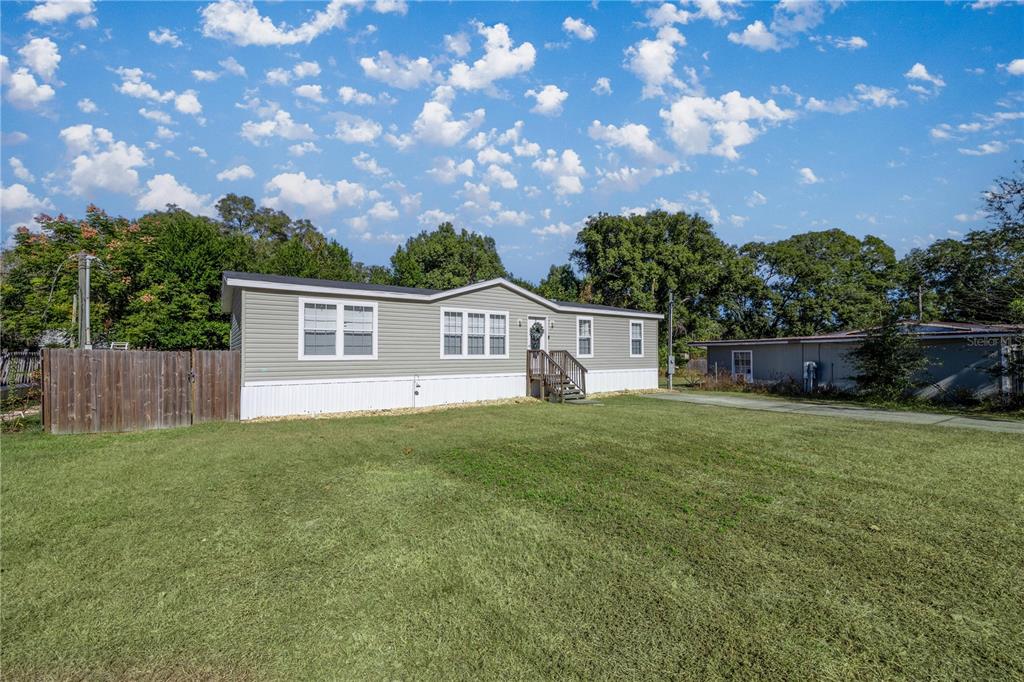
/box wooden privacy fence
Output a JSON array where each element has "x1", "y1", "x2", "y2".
[{"x1": 41, "y1": 349, "x2": 240, "y2": 434}]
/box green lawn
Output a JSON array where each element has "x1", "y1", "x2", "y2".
[{"x1": 3, "y1": 396, "x2": 1022, "y2": 680}]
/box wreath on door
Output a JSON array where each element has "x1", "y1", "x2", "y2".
[{"x1": 529, "y1": 321, "x2": 545, "y2": 350}]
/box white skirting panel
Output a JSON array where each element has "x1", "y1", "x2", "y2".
[
  {"x1": 586, "y1": 367, "x2": 659, "y2": 394},
  {"x1": 241, "y1": 373, "x2": 526, "y2": 420}
]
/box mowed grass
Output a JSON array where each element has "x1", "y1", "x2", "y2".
[{"x1": 2, "y1": 396, "x2": 1023, "y2": 680}]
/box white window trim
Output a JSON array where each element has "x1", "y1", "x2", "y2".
[
  {"x1": 297, "y1": 297, "x2": 378, "y2": 361},
  {"x1": 576, "y1": 316, "x2": 594, "y2": 359},
  {"x1": 731, "y1": 350, "x2": 753, "y2": 380},
  {"x1": 439, "y1": 307, "x2": 510, "y2": 359},
  {"x1": 629, "y1": 319, "x2": 644, "y2": 358}
]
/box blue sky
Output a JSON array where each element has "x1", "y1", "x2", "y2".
[{"x1": 1, "y1": 0, "x2": 1022, "y2": 281}]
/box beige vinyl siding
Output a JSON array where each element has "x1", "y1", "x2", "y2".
[
  {"x1": 241, "y1": 283, "x2": 657, "y2": 382},
  {"x1": 229, "y1": 293, "x2": 242, "y2": 351}
]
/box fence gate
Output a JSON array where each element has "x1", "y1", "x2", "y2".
[{"x1": 41, "y1": 349, "x2": 240, "y2": 434}]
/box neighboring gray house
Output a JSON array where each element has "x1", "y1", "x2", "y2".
[
  {"x1": 698, "y1": 322, "x2": 1023, "y2": 400},
  {"x1": 222, "y1": 271, "x2": 661, "y2": 420}
]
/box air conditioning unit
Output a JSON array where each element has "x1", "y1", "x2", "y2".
[{"x1": 803, "y1": 361, "x2": 819, "y2": 393}]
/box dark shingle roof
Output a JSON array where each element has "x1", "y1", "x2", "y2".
[{"x1": 222, "y1": 271, "x2": 441, "y2": 296}]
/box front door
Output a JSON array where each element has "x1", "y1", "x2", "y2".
[
  {"x1": 732, "y1": 350, "x2": 753, "y2": 383},
  {"x1": 528, "y1": 317, "x2": 547, "y2": 351}
]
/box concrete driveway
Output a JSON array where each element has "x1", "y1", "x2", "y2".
[{"x1": 642, "y1": 391, "x2": 1024, "y2": 434}]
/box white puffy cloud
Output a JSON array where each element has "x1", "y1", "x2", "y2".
[
  {"x1": 9, "y1": 157, "x2": 35, "y2": 183},
  {"x1": 532, "y1": 148, "x2": 586, "y2": 196},
  {"x1": 592, "y1": 76, "x2": 612, "y2": 95},
  {"x1": 26, "y1": 0, "x2": 96, "y2": 26},
  {"x1": 729, "y1": 1, "x2": 833, "y2": 52},
  {"x1": 137, "y1": 173, "x2": 212, "y2": 214},
  {"x1": 332, "y1": 113, "x2": 382, "y2": 143},
  {"x1": 262, "y1": 171, "x2": 368, "y2": 215},
  {"x1": 727, "y1": 20, "x2": 779, "y2": 51},
  {"x1": 174, "y1": 90, "x2": 203, "y2": 116},
  {"x1": 477, "y1": 146, "x2": 512, "y2": 165},
  {"x1": 293, "y1": 61, "x2": 320, "y2": 79},
  {"x1": 201, "y1": 0, "x2": 350, "y2": 46},
  {"x1": 588, "y1": 120, "x2": 672, "y2": 163},
  {"x1": 338, "y1": 85, "x2": 375, "y2": 104},
  {"x1": 958, "y1": 141, "x2": 1008, "y2": 156},
  {"x1": 624, "y1": 26, "x2": 693, "y2": 99},
  {"x1": 485, "y1": 164, "x2": 517, "y2": 189},
  {"x1": 360, "y1": 51, "x2": 435, "y2": 89},
  {"x1": 217, "y1": 164, "x2": 255, "y2": 181},
  {"x1": 240, "y1": 109, "x2": 315, "y2": 144},
  {"x1": 138, "y1": 107, "x2": 172, "y2": 124},
  {"x1": 746, "y1": 190, "x2": 767, "y2": 207},
  {"x1": 563, "y1": 16, "x2": 596, "y2": 41},
  {"x1": 367, "y1": 200, "x2": 399, "y2": 220},
  {"x1": 525, "y1": 84, "x2": 568, "y2": 116},
  {"x1": 646, "y1": 0, "x2": 741, "y2": 26},
  {"x1": 660, "y1": 91, "x2": 794, "y2": 159},
  {"x1": 1002, "y1": 59, "x2": 1024, "y2": 76},
  {"x1": 193, "y1": 69, "x2": 220, "y2": 82},
  {"x1": 427, "y1": 157, "x2": 474, "y2": 183},
  {"x1": 294, "y1": 84, "x2": 326, "y2": 103},
  {"x1": 805, "y1": 84, "x2": 905, "y2": 114},
  {"x1": 444, "y1": 33, "x2": 470, "y2": 57},
  {"x1": 288, "y1": 141, "x2": 322, "y2": 156},
  {"x1": 18, "y1": 37, "x2": 61, "y2": 82},
  {"x1": 59, "y1": 124, "x2": 147, "y2": 195},
  {"x1": 448, "y1": 22, "x2": 536, "y2": 92},
  {"x1": 904, "y1": 62, "x2": 946, "y2": 97},
  {"x1": 0, "y1": 55, "x2": 56, "y2": 109},
  {"x1": 155, "y1": 125, "x2": 176, "y2": 140},
  {"x1": 188, "y1": 146, "x2": 208, "y2": 158},
  {"x1": 115, "y1": 66, "x2": 174, "y2": 102},
  {"x1": 1, "y1": 183, "x2": 54, "y2": 214},
  {"x1": 266, "y1": 60, "x2": 321, "y2": 86},
  {"x1": 827, "y1": 35, "x2": 868, "y2": 50},
  {"x1": 352, "y1": 151, "x2": 389, "y2": 176},
  {"x1": 407, "y1": 86, "x2": 485, "y2": 146},
  {"x1": 148, "y1": 28, "x2": 182, "y2": 48},
  {"x1": 372, "y1": 0, "x2": 407, "y2": 15},
  {"x1": 798, "y1": 167, "x2": 820, "y2": 184},
  {"x1": 77, "y1": 97, "x2": 97, "y2": 113},
  {"x1": 220, "y1": 56, "x2": 246, "y2": 76},
  {"x1": 531, "y1": 222, "x2": 574, "y2": 238},
  {"x1": 418, "y1": 208, "x2": 454, "y2": 226}
]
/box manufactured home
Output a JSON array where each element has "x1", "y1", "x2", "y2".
[
  {"x1": 698, "y1": 321, "x2": 1023, "y2": 399},
  {"x1": 222, "y1": 271, "x2": 661, "y2": 420}
]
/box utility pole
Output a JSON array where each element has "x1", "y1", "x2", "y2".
[
  {"x1": 667, "y1": 291, "x2": 674, "y2": 391},
  {"x1": 917, "y1": 285, "x2": 923, "y2": 321},
  {"x1": 77, "y1": 252, "x2": 92, "y2": 349}
]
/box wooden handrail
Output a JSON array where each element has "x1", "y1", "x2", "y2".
[{"x1": 527, "y1": 349, "x2": 588, "y2": 400}]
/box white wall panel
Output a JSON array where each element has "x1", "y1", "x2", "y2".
[{"x1": 586, "y1": 368, "x2": 659, "y2": 394}]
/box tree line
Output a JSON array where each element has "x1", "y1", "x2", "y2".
[{"x1": 1, "y1": 166, "x2": 1020, "y2": 352}]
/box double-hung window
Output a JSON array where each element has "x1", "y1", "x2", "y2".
[
  {"x1": 467, "y1": 313, "x2": 486, "y2": 355},
  {"x1": 298, "y1": 298, "x2": 377, "y2": 360},
  {"x1": 577, "y1": 317, "x2": 593, "y2": 358},
  {"x1": 489, "y1": 315, "x2": 506, "y2": 356},
  {"x1": 343, "y1": 305, "x2": 374, "y2": 356},
  {"x1": 443, "y1": 311, "x2": 463, "y2": 355},
  {"x1": 303, "y1": 303, "x2": 337, "y2": 356},
  {"x1": 441, "y1": 308, "x2": 508, "y2": 358},
  {"x1": 629, "y1": 320, "x2": 644, "y2": 357}
]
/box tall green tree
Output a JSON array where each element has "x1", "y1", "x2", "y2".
[
  {"x1": 571, "y1": 211, "x2": 761, "y2": 343},
  {"x1": 536, "y1": 264, "x2": 581, "y2": 302},
  {"x1": 391, "y1": 222, "x2": 507, "y2": 289},
  {"x1": 740, "y1": 229, "x2": 899, "y2": 336},
  {"x1": 899, "y1": 164, "x2": 1023, "y2": 323},
  {"x1": 848, "y1": 313, "x2": 928, "y2": 401}
]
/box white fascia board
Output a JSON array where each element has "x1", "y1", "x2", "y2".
[{"x1": 222, "y1": 276, "x2": 664, "y2": 319}]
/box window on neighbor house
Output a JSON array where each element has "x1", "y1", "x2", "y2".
[
  {"x1": 630, "y1": 321, "x2": 644, "y2": 357},
  {"x1": 303, "y1": 303, "x2": 337, "y2": 356},
  {"x1": 343, "y1": 305, "x2": 374, "y2": 356},
  {"x1": 577, "y1": 317, "x2": 593, "y2": 357}
]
